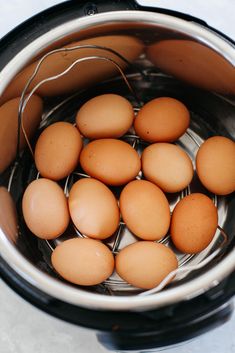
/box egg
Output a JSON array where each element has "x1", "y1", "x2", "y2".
[
  {"x1": 51, "y1": 238, "x2": 114, "y2": 286},
  {"x1": 116, "y1": 241, "x2": 178, "y2": 289},
  {"x1": 120, "y1": 180, "x2": 170, "y2": 240},
  {"x1": 170, "y1": 193, "x2": 218, "y2": 254},
  {"x1": 146, "y1": 40, "x2": 235, "y2": 95},
  {"x1": 0, "y1": 95, "x2": 43, "y2": 173},
  {"x1": 142, "y1": 143, "x2": 194, "y2": 192},
  {"x1": 35, "y1": 122, "x2": 83, "y2": 180},
  {"x1": 80, "y1": 139, "x2": 141, "y2": 185},
  {"x1": 76, "y1": 94, "x2": 134, "y2": 139},
  {"x1": 0, "y1": 187, "x2": 18, "y2": 244},
  {"x1": 134, "y1": 97, "x2": 190, "y2": 143},
  {"x1": 68, "y1": 178, "x2": 120, "y2": 239},
  {"x1": 1, "y1": 35, "x2": 143, "y2": 104},
  {"x1": 22, "y1": 178, "x2": 70, "y2": 239},
  {"x1": 196, "y1": 136, "x2": 235, "y2": 195}
]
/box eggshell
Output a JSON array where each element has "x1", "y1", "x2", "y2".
[
  {"x1": 196, "y1": 136, "x2": 235, "y2": 195},
  {"x1": 120, "y1": 180, "x2": 170, "y2": 240},
  {"x1": 69, "y1": 178, "x2": 120, "y2": 239},
  {"x1": 0, "y1": 187, "x2": 18, "y2": 244},
  {"x1": 134, "y1": 97, "x2": 190, "y2": 143},
  {"x1": 146, "y1": 40, "x2": 235, "y2": 95},
  {"x1": 116, "y1": 241, "x2": 178, "y2": 289},
  {"x1": 80, "y1": 139, "x2": 141, "y2": 185},
  {"x1": 1, "y1": 35, "x2": 143, "y2": 103},
  {"x1": 170, "y1": 193, "x2": 218, "y2": 254},
  {"x1": 76, "y1": 94, "x2": 134, "y2": 139},
  {"x1": 51, "y1": 238, "x2": 114, "y2": 286},
  {"x1": 142, "y1": 143, "x2": 194, "y2": 192},
  {"x1": 0, "y1": 95, "x2": 43, "y2": 173},
  {"x1": 22, "y1": 178, "x2": 70, "y2": 239},
  {"x1": 35, "y1": 122, "x2": 83, "y2": 180}
]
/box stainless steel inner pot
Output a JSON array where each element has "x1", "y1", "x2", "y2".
[{"x1": 0, "y1": 10, "x2": 234, "y2": 311}]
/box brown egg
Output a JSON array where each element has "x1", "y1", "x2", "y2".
[
  {"x1": 22, "y1": 178, "x2": 70, "y2": 239},
  {"x1": 51, "y1": 238, "x2": 114, "y2": 286},
  {"x1": 170, "y1": 193, "x2": 218, "y2": 254},
  {"x1": 69, "y1": 178, "x2": 119, "y2": 239},
  {"x1": 134, "y1": 97, "x2": 190, "y2": 143},
  {"x1": 0, "y1": 95, "x2": 43, "y2": 173},
  {"x1": 80, "y1": 139, "x2": 141, "y2": 186},
  {"x1": 142, "y1": 143, "x2": 194, "y2": 193},
  {"x1": 196, "y1": 136, "x2": 235, "y2": 195},
  {"x1": 0, "y1": 187, "x2": 18, "y2": 244},
  {"x1": 1, "y1": 35, "x2": 143, "y2": 103},
  {"x1": 146, "y1": 40, "x2": 235, "y2": 95},
  {"x1": 35, "y1": 122, "x2": 83, "y2": 180},
  {"x1": 116, "y1": 241, "x2": 178, "y2": 289},
  {"x1": 120, "y1": 180, "x2": 170, "y2": 240},
  {"x1": 76, "y1": 94, "x2": 134, "y2": 139}
]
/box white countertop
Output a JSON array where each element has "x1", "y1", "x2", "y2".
[{"x1": 0, "y1": 1, "x2": 234, "y2": 352}]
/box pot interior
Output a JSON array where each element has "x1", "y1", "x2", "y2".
[{"x1": 0, "y1": 11, "x2": 234, "y2": 305}]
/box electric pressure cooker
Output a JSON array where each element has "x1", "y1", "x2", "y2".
[{"x1": 0, "y1": 0, "x2": 234, "y2": 351}]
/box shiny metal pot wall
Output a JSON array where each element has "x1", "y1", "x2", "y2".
[{"x1": 0, "y1": 9, "x2": 234, "y2": 311}]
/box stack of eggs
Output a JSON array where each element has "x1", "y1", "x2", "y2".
[{"x1": 22, "y1": 94, "x2": 235, "y2": 290}]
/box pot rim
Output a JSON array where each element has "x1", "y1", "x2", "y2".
[{"x1": 0, "y1": 10, "x2": 234, "y2": 311}]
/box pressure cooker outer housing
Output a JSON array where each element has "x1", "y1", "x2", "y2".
[{"x1": 0, "y1": 0, "x2": 234, "y2": 350}]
